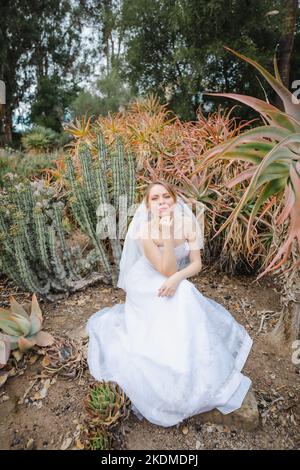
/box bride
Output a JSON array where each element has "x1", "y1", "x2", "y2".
[{"x1": 86, "y1": 180, "x2": 253, "y2": 427}]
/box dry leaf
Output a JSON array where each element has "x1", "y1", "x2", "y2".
[
  {"x1": 12, "y1": 350, "x2": 23, "y2": 362},
  {"x1": 29, "y1": 354, "x2": 39, "y2": 364},
  {"x1": 42, "y1": 356, "x2": 51, "y2": 367},
  {"x1": 75, "y1": 439, "x2": 84, "y2": 450}
]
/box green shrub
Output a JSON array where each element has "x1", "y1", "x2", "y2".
[
  {"x1": 21, "y1": 125, "x2": 61, "y2": 154},
  {"x1": 0, "y1": 150, "x2": 59, "y2": 188}
]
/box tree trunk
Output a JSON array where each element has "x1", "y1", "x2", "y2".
[
  {"x1": 274, "y1": 0, "x2": 298, "y2": 110},
  {"x1": 0, "y1": 105, "x2": 12, "y2": 146},
  {"x1": 0, "y1": 103, "x2": 5, "y2": 146},
  {"x1": 4, "y1": 106, "x2": 13, "y2": 145}
]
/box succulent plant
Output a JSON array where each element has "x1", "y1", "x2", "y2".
[
  {"x1": 84, "y1": 380, "x2": 131, "y2": 428},
  {"x1": 85, "y1": 427, "x2": 112, "y2": 450},
  {"x1": 0, "y1": 293, "x2": 54, "y2": 367},
  {"x1": 41, "y1": 335, "x2": 86, "y2": 379}
]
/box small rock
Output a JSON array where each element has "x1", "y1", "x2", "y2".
[
  {"x1": 205, "y1": 425, "x2": 215, "y2": 433},
  {"x1": 60, "y1": 437, "x2": 73, "y2": 450},
  {"x1": 189, "y1": 387, "x2": 260, "y2": 432},
  {"x1": 181, "y1": 425, "x2": 189, "y2": 435},
  {"x1": 0, "y1": 373, "x2": 8, "y2": 388},
  {"x1": 26, "y1": 438, "x2": 35, "y2": 450},
  {"x1": 32, "y1": 378, "x2": 51, "y2": 400}
]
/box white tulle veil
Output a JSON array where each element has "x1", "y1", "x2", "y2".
[{"x1": 117, "y1": 194, "x2": 205, "y2": 291}]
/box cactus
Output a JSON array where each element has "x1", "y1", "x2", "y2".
[
  {"x1": 64, "y1": 132, "x2": 136, "y2": 287},
  {"x1": 0, "y1": 293, "x2": 54, "y2": 367},
  {"x1": 0, "y1": 131, "x2": 136, "y2": 296},
  {"x1": 0, "y1": 175, "x2": 106, "y2": 301}
]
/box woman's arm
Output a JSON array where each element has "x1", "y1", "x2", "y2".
[
  {"x1": 157, "y1": 218, "x2": 203, "y2": 297},
  {"x1": 139, "y1": 222, "x2": 177, "y2": 276},
  {"x1": 173, "y1": 250, "x2": 202, "y2": 282},
  {"x1": 174, "y1": 220, "x2": 202, "y2": 282},
  {"x1": 157, "y1": 246, "x2": 202, "y2": 297}
]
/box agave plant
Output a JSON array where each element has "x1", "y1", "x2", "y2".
[
  {"x1": 0, "y1": 293, "x2": 54, "y2": 367},
  {"x1": 192, "y1": 45, "x2": 300, "y2": 281},
  {"x1": 84, "y1": 381, "x2": 131, "y2": 428}
]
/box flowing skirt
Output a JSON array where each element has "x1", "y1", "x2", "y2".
[{"x1": 86, "y1": 255, "x2": 253, "y2": 427}]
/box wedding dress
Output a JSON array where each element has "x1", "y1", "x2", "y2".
[{"x1": 86, "y1": 239, "x2": 253, "y2": 428}]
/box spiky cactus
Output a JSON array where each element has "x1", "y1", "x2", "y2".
[
  {"x1": 0, "y1": 132, "x2": 136, "y2": 297},
  {"x1": 64, "y1": 132, "x2": 136, "y2": 287},
  {"x1": 0, "y1": 175, "x2": 106, "y2": 301}
]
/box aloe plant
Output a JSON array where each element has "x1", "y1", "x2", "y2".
[
  {"x1": 0, "y1": 293, "x2": 54, "y2": 367},
  {"x1": 191, "y1": 46, "x2": 300, "y2": 343},
  {"x1": 86, "y1": 427, "x2": 111, "y2": 450},
  {"x1": 193, "y1": 45, "x2": 300, "y2": 281},
  {"x1": 84, "y1": 381, "x2": 131, "y2": 428}
]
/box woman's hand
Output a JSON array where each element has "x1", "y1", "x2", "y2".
[{"x1": 158, "y1": 272, "x2": 180, "y2": 297}]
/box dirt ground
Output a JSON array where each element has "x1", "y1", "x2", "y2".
[{"x1": 0, "y1": 265, "x2": 299, "y2": 450}]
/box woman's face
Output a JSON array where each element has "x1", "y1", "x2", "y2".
[{"x1": 147, "y1": 184, "x2": 176, "y2": 218}]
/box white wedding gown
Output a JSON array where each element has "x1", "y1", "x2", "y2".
[{"x1": 86, "y1": 240, "x2": 253, "y2": 427}]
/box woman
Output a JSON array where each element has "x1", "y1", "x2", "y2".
[{"x1": 86, "y1": 180, "x2": 253, "y2": 428}]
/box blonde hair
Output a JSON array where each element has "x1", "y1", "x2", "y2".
[{"x1": 143, "y1": 180, "x2": 177, "y2": 209}]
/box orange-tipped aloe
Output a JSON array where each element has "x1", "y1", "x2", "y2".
[{"x1": 192, "y1": 46, "x2": 300, "y2": 280}]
